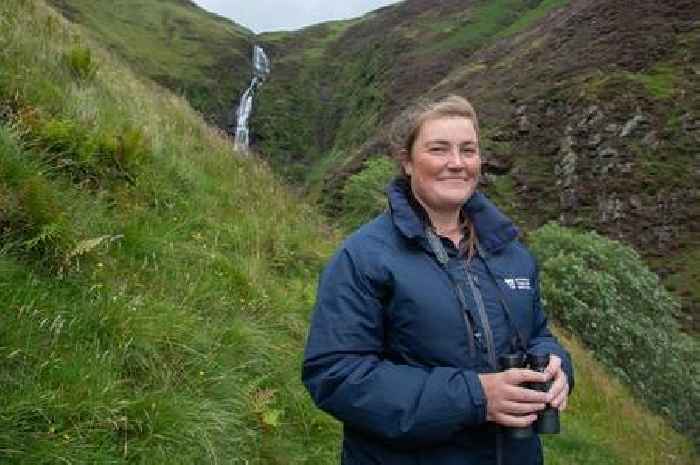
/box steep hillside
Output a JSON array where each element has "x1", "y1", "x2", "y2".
[
  {"x1": 254, "y1": 0, "x2": 573, "y2": 182},
  {"x1": 46, "y1": 0, "x2": 254, "y2": 129},
  {"x1": 1, "y1": 1, "x2": 697, "y2": 463},
  {"x1": 0, "y1": 1, "x2": 335, "y2": 462},
  {"x1": 254, "y1": 0, "x2": 700, "y2": 442},
  {"x1": 253, "y1": 0, "x2": 700, "y2": 336},
  {"x1": 430, "y1": 0, "x2": 700, "y2": 332}
]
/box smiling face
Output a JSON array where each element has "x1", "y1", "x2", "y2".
[{"x1": 401, "y1": 116, "x2": 481, "y2": 215}]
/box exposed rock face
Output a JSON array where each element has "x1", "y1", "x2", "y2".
[
  {"x1": 681, "y1": 112, "x2": 700, "y2": 142},
  {"x1": 620, "y1": 112, "x2": 648, "y2": 138},
  {"x1": 511, "y1": 87, "x2": 700, "y2": 330},
  {"x1": 555, "y1": 128, "x2": 578, "y2": 216},
  {"x1": 598, "y1": 194, "x2": 624, "y2": 224},
  {"x1": 514, "y1": 93, "x2": 699, "y2": 246},
  {"x1": 547, "y1": 105, "x2": 652, "y2": 230}
]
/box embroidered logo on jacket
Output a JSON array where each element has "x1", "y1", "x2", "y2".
[{"x1": 504, "y1": 278, "x2": 532, "y2": 290}]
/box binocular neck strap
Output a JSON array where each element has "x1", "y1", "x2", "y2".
[
  {"x1": 476, "y1": 243, "x2": 529, "y2": 355},
  {"x1": 426, "y1": 227, "x2": 477, "y2": 356}
]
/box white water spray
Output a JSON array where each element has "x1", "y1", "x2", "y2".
[{"x1": 234, "y1": 45, "x2": 270, "y2": 152}]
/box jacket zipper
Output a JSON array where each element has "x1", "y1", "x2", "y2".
[{"x1": 455, "y1": 282, "x2": 476, "y2": 356}]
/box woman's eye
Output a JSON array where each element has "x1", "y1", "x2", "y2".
[{"x1": 429, "y1": 147, "x2": 447, "y2": 154}]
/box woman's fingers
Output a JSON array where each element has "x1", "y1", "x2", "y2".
[
  {"x1": 544, "y1": 358, "x2": 570, "y2": 410},
  {"x1": 505, "y1": 383, "x2": 548, "y2": 404},
  {"x1": 550, "y1": 378, "x2": 569, "y2": 410},
  {"x1": 493, "y1": 412, "x2": 538, "y2": 428},
  {"x1": 546, "y1": 370, "x2": 565, "y2": 400},
  {"x1": 501, "y1": 400, "x2": 546, "y2": 415},
  {"x1": 479, "y1": 363, "x2": 571, "y2": 428},
  {"x1": 545, "y1": 354, "x2": 562, "y2": 380},
  {"x1": 479, "y1": 370, "x2": 551, "y2": 426},
  {"x1": 505, "y1": 368, "x2": 548, "y2": 386}
]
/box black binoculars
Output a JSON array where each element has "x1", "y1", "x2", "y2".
[{"x1": 498, "y1": 353, "x2": 560, "y2": 439}]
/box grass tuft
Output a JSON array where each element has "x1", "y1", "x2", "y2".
[{"x1": 63, "y1": 45, "x2": 97, "y2": 81}]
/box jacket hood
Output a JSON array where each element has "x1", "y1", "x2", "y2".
[{"x1": 386, "y1": 177, "x2": 519, "y2": 254}]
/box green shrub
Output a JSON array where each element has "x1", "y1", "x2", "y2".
[
  {"x1": 530, "y1": 223, "x2": 699, "y2": 444},
  {"x1": 340, "y1": 156, "x2": 395, "y2": 231}
]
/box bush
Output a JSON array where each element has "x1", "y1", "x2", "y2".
[
  {"x1": 529, "y1": 222, "x2": 699, "y2": 444},
  {"x1": 340, "y1": 156, "x2": 395, "y2": 231}
]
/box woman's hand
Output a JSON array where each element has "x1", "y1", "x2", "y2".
[
  {"x1": 544, "y1": 354, "x2": 569, "y2": 412},
  {"x1": 478, "y1": 369, "x2": 549, "y2": 428}
]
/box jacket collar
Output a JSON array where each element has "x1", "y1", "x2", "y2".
[{"x1": 387, "y1": 177, "x2": 519, "y2": 255}]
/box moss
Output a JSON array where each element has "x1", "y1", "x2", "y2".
[
  {"x1": 420, "y1": 0, "x2": 568, "y2": 54},
  {"x1": 581, "y1": 63, "x2": 681, "y2": 101},
  {"x1": 625, "y1": 64, "x2": 680, "y2": 99},
  {"x1": 498, "y1": 0, "x2": 570, "y2": 37}
]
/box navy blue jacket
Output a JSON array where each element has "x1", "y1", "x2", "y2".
[{"x1": 303, "y1": 179, "x2": 574, "y2": 465}]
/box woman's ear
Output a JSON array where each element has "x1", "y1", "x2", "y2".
[{"x1": 399, "y1": 149, "x2": 412, "y2": 176}]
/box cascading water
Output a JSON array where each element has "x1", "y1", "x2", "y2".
[{"x1": 233, "y1": 45, "x2": 270, "y2": 152}]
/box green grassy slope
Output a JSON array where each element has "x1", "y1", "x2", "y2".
[
  {"x1": 0, "y1": 1, "x2": 696, "y2": 464},
  {"x1": 46, "y1": 0, "x2": 254, "y2": 129},
  {"x1": 543, "y1": 328, "x2": 695, "y2": 465},
  {"x1": 1, "y1": 1, "x2": 335, "y2": 462}
]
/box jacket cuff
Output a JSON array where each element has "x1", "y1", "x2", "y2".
[
  {"x1": 561, "y1": 353, "x2": 575, "y2": 394},
  {"x1": 461, "y1": 370, "x2": 487, "y2": 425}
]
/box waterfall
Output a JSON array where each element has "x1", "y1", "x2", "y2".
[{"x1": 234, "y1": 45, "x2": 270, "y2": 152}]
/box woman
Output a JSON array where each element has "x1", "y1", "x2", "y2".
[{"x1": 302, "y1": 95, "x2": 573, "y2": 465}]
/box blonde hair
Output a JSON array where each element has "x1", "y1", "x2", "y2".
[{"x1": 389, "y1": 94, "x2": 481, "y2": 260}]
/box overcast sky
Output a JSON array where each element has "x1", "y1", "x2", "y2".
[{"x1": 192, "y1": 0, "x2": 403, "y2": 33}]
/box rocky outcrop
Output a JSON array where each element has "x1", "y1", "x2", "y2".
[
  {"x1": 509, "y1": 86, "x2": 700, "y2": 331},
  {"x1": 515, "y1": 99, "x2": 693, "y2": 245}
]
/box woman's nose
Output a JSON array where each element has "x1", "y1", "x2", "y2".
[{"x1": 446, "y1": 149, "x2": 467, "y2": 166}]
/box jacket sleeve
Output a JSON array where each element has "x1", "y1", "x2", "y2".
[
  {"x1": 302, "y1": 244, "x2": 487, "y2": 448},
  {"x1": 527, "y1": 263, "x2": 575, "y2": 393}
]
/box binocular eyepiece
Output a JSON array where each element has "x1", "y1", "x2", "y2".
[{"x1": 498, "y1": 353, "x2": 560, "y2": 439}]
